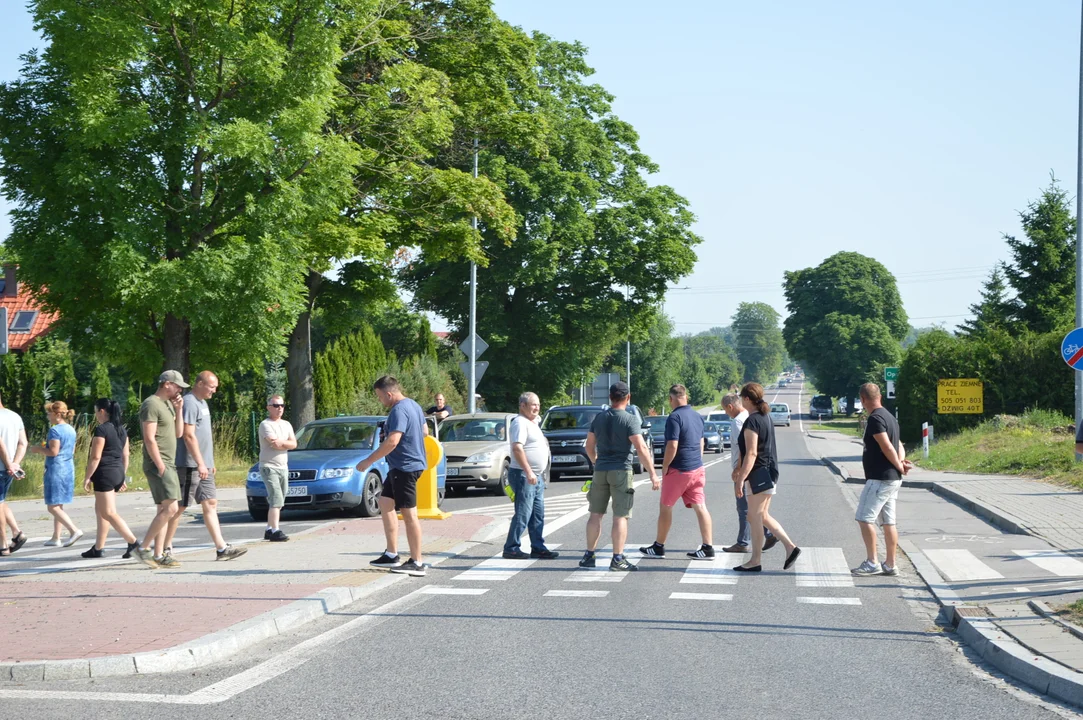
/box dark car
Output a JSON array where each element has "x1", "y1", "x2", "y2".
[
  {"x1": 542, "y1": 404, "x2": 650, "y2": 480},
  {"x1": 810, "y1": 395, "x2": 834, "y2": 420},
  {"x1": 643, "y1": 415, "x2": 669, "y2": 466},
  {"x1": 703, "y1": 422, "x2": 724, "y2": 453}
]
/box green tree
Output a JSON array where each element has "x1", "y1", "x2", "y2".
[
  {"x1": 682, "y1": 332, "x2": 742, "y2": 394},
  {"x1": 605, "y1": 310, "x2": 682, "y2": 414},
  {"x1": 731, "y1": 302, "x2": 785, "y2": 383},
  {"x1": 90, "y1": 362, "x2": 112, "y2": 405},
  {"x1": 0, "y1": 0, "x2": 368, "y2": 380},
  {"x1": 405, "y1": 31, "x2": 699, "y2": 407},
  {"x1": 783, "y1": 252, "x2": 908, "y2": 411},
  {"x1": 1003, "y1": 178, "x2": 1076, "y2": 334},
  {"x1": 958, "y1": 263, "x2": 1015, "y2": 338},
  {"x1": 683, "y1": 353, "x2": 716, "y2": 407}
]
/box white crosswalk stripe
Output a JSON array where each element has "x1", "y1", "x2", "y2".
[
  {"x1": 797, "y1": 597, "x2": 861, "y2": 605},
  {"x1": 565, "y1": 546, "x2": 643, "y2": 582},
  {"x1": 794, "y1": 547, "x2": 854, "y2": 587},
  {"x1": 545, "y1": 590, "x2": 609, "y2": 598},
  {"x1": 670, "y1": 592, "x2": 733, "y2": 601},
  {"x1": 923, "y1": 549, "x2": 1003, "y2": 581},
  {"x1": 456, "y1": 493, "x2": 587, "y2": 519},
  {"x1": 452, "y1": 544, "x2": 563, "y2": 582},
  {"x1": 680, "y1": 562, "x2": 740, "y2": 585},
  {"x1": 1012, "y1": 549, "x2": 1083, "y2": 577}
]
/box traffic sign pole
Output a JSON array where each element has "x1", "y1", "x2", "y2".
[{"x1": 1075, "y1": 2, "x2": 1083, "y2": 461}]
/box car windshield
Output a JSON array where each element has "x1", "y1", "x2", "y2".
[
  {"x1": 296, "y1": 422, "x2": 377, "y2": 451},
  {"x1": 811, "y1": 396, "x2": 831, "y2": 408},
  {"x1": 704, "y1": 422, "x2": 719, "y2": 433},
  {"x1": 644, "y1": 416, "x2": 668, "y2": 430},
  {"x1": 439, "y1": 418, "x2": 506, "y2": 443},
  {"x1": 770, "y1": 404, "x2": 788, "y2": 413},
  {"x1": 717, "y1": 421, "x2": 731, "y2": 432},
  {"x1": 542, "y1": 409, "x2": 600, "y2": 431}
]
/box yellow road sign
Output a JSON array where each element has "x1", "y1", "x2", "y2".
[{"x1": 937, "y1": 379, "x2": 983, "y2": 414}]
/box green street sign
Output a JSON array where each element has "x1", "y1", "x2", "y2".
[{"x1": 885, "y1": 367, "x2": 899, "y2": 382}]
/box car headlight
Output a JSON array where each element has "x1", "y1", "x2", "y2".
[
  {"x1": 465, "y1": 452, "x2": 493, "y2": 464},
  {"x1": 321, "y1": 467, "x2": 353, "y2": 479},
  {"x1": 247, "y1": 471, "x2": 261, "y2": 483}
]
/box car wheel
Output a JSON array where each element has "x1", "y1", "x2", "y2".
[
  {"x1": 633, "y1": 461, "x2": 643, "y2": 474},
  {"x1": 350, "y1": 471, "x2": 382, "y2": 517},
  {"x1": 247, "y1": 501, "x2": 268, "y2": 523},
  {"x1": 491, "y1": 460, "x2": 510, "y2": 496},
  {"x1": 550, "y1": 472, "x2": 561, "y2": 483},
  {"x1": 437, "y1": 487, "x2": 445, "y2": 509}
]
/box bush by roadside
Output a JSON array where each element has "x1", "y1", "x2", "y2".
[{"x1": 917, "y1": 409, "x2": 1083, "y2": 486}]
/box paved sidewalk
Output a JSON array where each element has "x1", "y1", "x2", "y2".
[{"x1": 0, "y1": 511, "x2": 501, "y2": 680}]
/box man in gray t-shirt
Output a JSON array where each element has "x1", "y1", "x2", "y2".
[
  {"x1": 503, "y1": 392, "x2": 558, "y2": 560},
  {"x1": 582, "y1": 382, "x2": 658, "y2": 572},
  {"x1": 164, "y1": 371, "x2": 246, "y2": 563}
]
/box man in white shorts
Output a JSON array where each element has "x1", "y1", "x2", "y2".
[{"x1": 851, "y1": 383, "x2": 912, "y2": 577}]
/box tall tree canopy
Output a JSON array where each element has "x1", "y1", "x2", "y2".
[
  {"x1": 957, "y1": 263, "x2": 1014, "y2": 338},
  {"x1": 731, "y1": 302, "x2": 785, "y2": 383},
  {"x1": 1003, "y1": 178, "x2": 1076, "y2": 334},
  {"x1": 783, "y1": 252, "x2": 908, "y2": 405},
  {"x1": 405, "y1": 32, "x2": 700, "y2": 408}
]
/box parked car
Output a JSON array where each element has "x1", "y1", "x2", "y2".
[
  {"x1": 703, "y1": 422, "x2": 724, "y2": 453},
  {"x1": 644, "y1": 415, "x2": 669, "y2": 466},
  {"x1": 438, "y1": 413, "x2": 516, "y2": 495},
  {"x1": 770, "y1": 403, "x2": 791, "y2": 427},
  {"x1": 837, "y1": 398, "x2": 863, "y2": 415},
  {"x1": 715, "y1": 419, "x2": 733, "y2": 448},
  {"x1": 245, "y1": 416, "x2": 446, "y2": 521},
  {"x1": 810, "y1": 395, "x2": 834, "y2": 420},
  {"x1": 541, "y1": 404, "x2": 650, "y2": 479}
]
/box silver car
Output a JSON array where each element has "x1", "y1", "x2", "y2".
[{"x1": 438, "y1": 413, "x2": 516, "y2": 495}]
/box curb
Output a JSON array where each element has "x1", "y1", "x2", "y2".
[
  {"x1": 0, "y1": 516, "x2": 506, "y2": 683},
  {"x1": 927, "y1": 482, "x2": 1031, "y2": 536},
  {"x1": 818, "y1": 455, "x2": 931, "y2": 489}
]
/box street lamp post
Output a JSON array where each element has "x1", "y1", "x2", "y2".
[
  {"x1": 469, "y1": 136, "x2": 478, "y2": 415},
  {"x1": 1076, "y1": 0, "x2": 1083, "y2": 459}
]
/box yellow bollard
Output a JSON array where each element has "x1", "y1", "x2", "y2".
[{"x1": 414, "y1": 434, "x2": 451, "y2": 520}]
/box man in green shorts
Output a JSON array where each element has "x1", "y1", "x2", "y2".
[
  {"x1": 133, "y1": 370, "x2": 186, "y2": 568},
  {"x1": 582, "y1": 382, "x2": 659, "y2": 571}
]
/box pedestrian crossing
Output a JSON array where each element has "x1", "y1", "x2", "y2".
[
  {"x1": 456, "y1": 492, "x2": 588, "y2": 521},
  {"x1": 918, "y1": 546, "x2": 1083, "y2": 583}
]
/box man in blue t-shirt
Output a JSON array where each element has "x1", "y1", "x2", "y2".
[
  {"x1": 357, "y1": 376, "x2": 429, "y2": 577},
  {"x1": 640, "y1": 384, "x2": 715, "y2": 560}
]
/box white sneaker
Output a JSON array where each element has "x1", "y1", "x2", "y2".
[
  {"x1": 851, "y1": 560, "x2": 881, "y2": 576},
  {"x1": 62, "y1": 530, "x2": 84, "y2": 548},
  {"x1": 43, "y1": 538, "x2": 61, "y2": 547},
  {"x1": 881, "y1": 563, "x2": 900, "y2": 577}
]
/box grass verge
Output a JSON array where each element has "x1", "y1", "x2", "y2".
[
  {"x1": 1057, "y1": 600, "x2": 1083, "y2": 626},
  {"x1": 918, "y1": 409, "x2": 1083, "y2": 487},
  {"x1": 812, "y1": 418, "x2": 863, "y2": 438}
]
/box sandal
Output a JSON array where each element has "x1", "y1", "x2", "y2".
[
  {"x1": 0, "y1": 548, "x2": 10, "y2": 557},
  {"x1": 9, "y1": 532, "x2": 27, "y2": 553}
]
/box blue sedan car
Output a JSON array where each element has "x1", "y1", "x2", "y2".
[{"x1": 246, "y1": 415, "x2": 446, "y2": 521}]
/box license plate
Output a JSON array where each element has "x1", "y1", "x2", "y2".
[
  {"x1": 446, "y1": 467, "x2": 459, "y2": 476},
  {"x1": 552, "y1": 455, "x2": 579, "y2": 464},
  {"x1": 286, "y1": 485, "x2": 308, "y2": 497}
]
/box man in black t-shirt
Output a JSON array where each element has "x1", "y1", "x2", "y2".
[
  {"x1": 852, "y1": 383, "x2": 913, "y2": 578},
  {"x1": 426, "y1": 394, "x2": 454, "y2": 422}
]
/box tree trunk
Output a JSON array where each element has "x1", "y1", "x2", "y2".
[
  {"x1": 286, "y1": 270, "x2": 322, "y2": 429},
  {"x1": 162, "y1": 313, "x2": 191, "y2": 379}
]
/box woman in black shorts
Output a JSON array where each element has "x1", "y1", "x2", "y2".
[
  {"x1": 732, "y1": 382, "x2": 801, "y2": 573},
  {"x1": 81, "y1": 399, "x2": 139, "y2": 559}
]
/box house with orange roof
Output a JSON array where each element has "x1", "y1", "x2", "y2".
[{"x1": 0, "y1": 265, "x2": 58, "y2": 352}]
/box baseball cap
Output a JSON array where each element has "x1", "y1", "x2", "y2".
[
  {"x1": 158, "y1": 370, "x2": 190, "y2": 388},
  {"x1": 609, "y1": 381, "x2": 630, "y2": 399}
]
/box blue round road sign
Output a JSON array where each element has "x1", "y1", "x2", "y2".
[{"x1": 1062, "y1": 328, "x2": 1083, "y2": 369}]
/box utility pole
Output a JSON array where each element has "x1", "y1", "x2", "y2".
[
  {"x1": 1076, "y1": 1, "x2": 1083, "y2": 460},
  {"x1": 469, "y1": 136, "x2": 478, "y2": 414},
  {"x1": 626, "y1": 340, "x2": 631, "y2": 390}
]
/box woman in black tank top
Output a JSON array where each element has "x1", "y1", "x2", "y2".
[{"x1": 80, "y1": 399, "x2": 139, "y2": 559}]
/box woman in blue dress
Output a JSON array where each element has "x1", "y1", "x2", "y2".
[{"x1": 32, "y1": 401, "x2": 82, "y2": 547}]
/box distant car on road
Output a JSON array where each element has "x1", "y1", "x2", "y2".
[
  {"x1": 770, "y1": 403, "x2": 791, "y2": 427},
  {"x1": 703, "y1": 421, "x2": 724, "y2": 453},
  {"x1": 643, "y1": 415, "x2": 669, "y2": 466},
  {"x1": 438, "y1": 413, "x2": 516, "y2": 495},
  {"x1": 778, "y1": 378, "x2": 789, "y2": 388},
  {"x1": 541, "y1": 404, "x2": 650, "y2": 479},
  {"x1": 245, "y1": 416, "x2": 446, "y2": 521},
  {"x1": 705, "y1": 411, "x2": 728, "y2": 423},
  {"x1": 810, "y1": 395, "x2": 834, "y2": 420}
]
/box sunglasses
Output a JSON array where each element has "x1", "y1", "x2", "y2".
[{"x1": 269, "y1": 404, "x2": 285, "y2": 408}]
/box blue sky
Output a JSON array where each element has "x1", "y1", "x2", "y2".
[{"x1": 2, "y1": 1, "x2": 1081, "y2": 335}]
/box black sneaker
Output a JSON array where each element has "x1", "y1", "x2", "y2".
[
  {"x1": 81, "y1": 546, "x2": 104, "y2": 559},
  {"x1": 687, "y1": 544, "x2": 716, "y2": 560},
  {"x1": 639, "y1": 542, "x2": 665, "y2": 558},
  {"x1": 122, "y1": 541, "x2": 139, "y2": 559},
  {"x1": 264, "y1": 528, "x2": 273, "y2": 541},
  {"x1": 502, "y1": 549, "x2": 530, "y2": 560},
  {"x1": 369, "y1": 552, "x2": 403, "y2": 568},
  {"x1": 610, "y1": 555, "x2": 639, "y2": 572},
  {"x1": 269, "y1": 529, "x2": 289, "y2": 542},
  {"x1": 530, "y1": 549, "x2": 560, "y2": 559},
  {"x1": 579, "y1": 553, "x2": 596, "y2": 568},
  {"x1": 390, "y1": 559, "x2": 426, "y2": 577}
]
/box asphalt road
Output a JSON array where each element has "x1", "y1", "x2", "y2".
[{"x1": 1, "y1": 383, "x2": 1076, "y2": 719}]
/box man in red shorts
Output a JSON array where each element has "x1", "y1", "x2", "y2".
[{"x1": 640, "y1": 384, "x2": 714, "y2": 559}]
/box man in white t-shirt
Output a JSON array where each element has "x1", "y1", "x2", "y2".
[
  {"x1": 258, "y1": 395, "x2": 297, "y2": 542},
  {"x1": 0, "y1": 394, "x2": 29, "y2": 556},
  {"x1": 502, "y1": 392, "x2": 558, "y2": 560}
]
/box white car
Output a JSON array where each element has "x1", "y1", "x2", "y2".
[
  {"x1": 706, "y1": 411, "x2": 729, "y2": 423},
  {"x1": 769, "y1": 403, "x2": 791, "y2": 427}
]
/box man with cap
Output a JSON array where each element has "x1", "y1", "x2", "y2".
[
  {"x1": 582, "y1": 381, "x2": 659, "y2": 572},
  {"x1": 132, "y1": 371, "x2": 187, "y2": 568}
]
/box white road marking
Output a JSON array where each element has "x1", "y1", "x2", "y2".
[
  {"x1": 1013, "y1": 549, "x2": 1083, "y2": 577},
  {"x1": 797, "y1": 597, "x2": 862, "y2": 605},
  {"x1": 1014, "y1": 587, "x2": 1032, "y2": 592},
  {"x1": 452, "y1": 544, "x2": 563, "y2": 581},
  {"x1": 566, "y1": 546, "x2": 644, "y2": 582},
  {"x1": 418, "y1": 587, "x2": 489, "y2": 595},
  {"x1": 679, "y1": 562, "x2": 740, "y2": 585},
  {"x1": 669, "y1": 592, "x2": 733, "y2": 601},
  {"x1": 923, "y1": 548, "x2": 1004, "y2": 581},
  {"x1": 899, "y1": 540, "x2": 962, "y2": 606},
  {"x1": 544, "y1": 590, "x2": 609, "y2": 598},
  {"x1": 794, "y1": 547, "x2": 854, "y2": 587}
]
